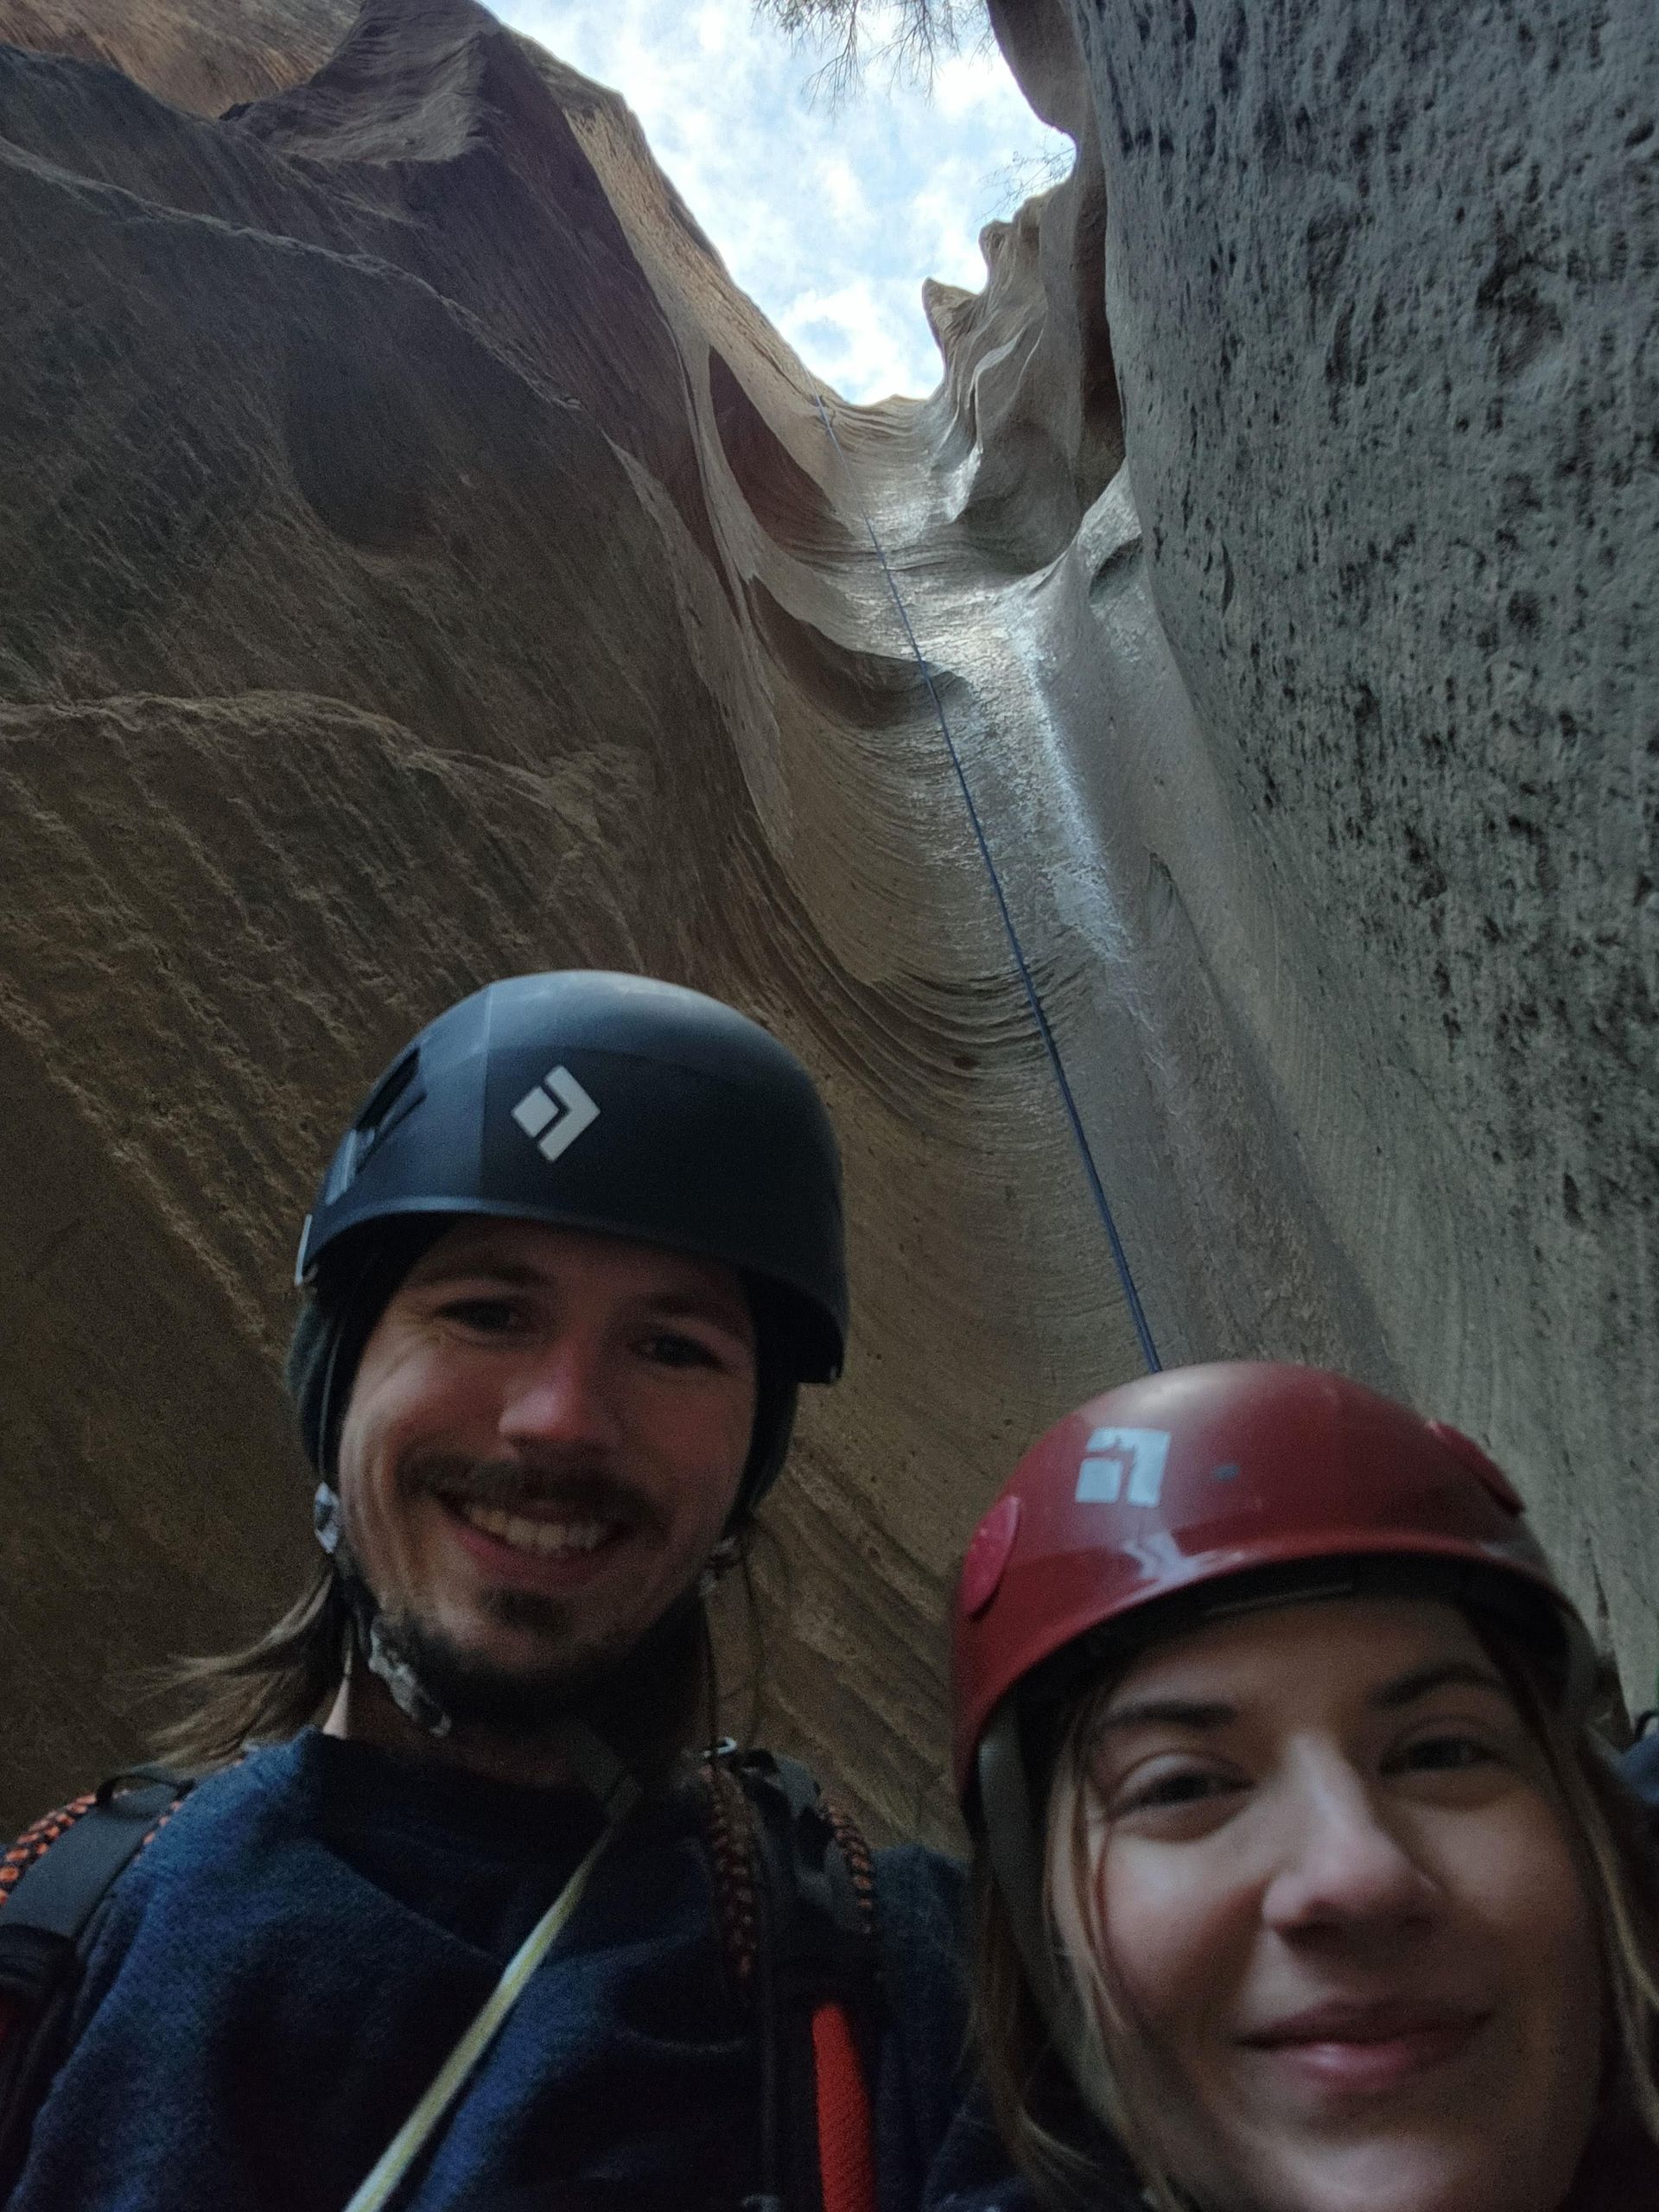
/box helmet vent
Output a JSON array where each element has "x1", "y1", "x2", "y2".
[
  {"x1": 327, "y1": 1049, "x2": 424, "y2": 1202},
  {"x1": 962, "y1": 1497, "x2": 1021, "y2": 1619}
]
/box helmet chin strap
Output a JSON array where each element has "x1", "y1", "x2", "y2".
[
  {"x1": 314, "y1": 1482, "x2": 454, "y2": 1736},
  {"x1": 312, "y1": 1480, "x2": 696, "y2": 1821}
]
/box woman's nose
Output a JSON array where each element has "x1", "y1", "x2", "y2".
[
  {"x1": 495, "y1": 1340, "x2": 620, "y2": 1451},
  {"x1": 1260, "y1": 1763, "x2": 1439, "y2": 1935}
]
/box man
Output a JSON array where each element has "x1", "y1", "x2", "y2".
[{"x1": 0, "y1": 971, "x2": 1026, "y2": 2210}]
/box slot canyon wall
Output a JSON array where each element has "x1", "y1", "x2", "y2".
[
  {"x1": 975, "y1": 0, "x2": 1657, "y2": 1689},
  {"x1": 0, "y1": 0, "x2": 1652, "y2": 1838}
]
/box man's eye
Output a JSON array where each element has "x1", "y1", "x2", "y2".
[
  {"x1": 441, "y1": 1298, "x2": 521, "y2": 1334},
  {"x1": 642, "y1": 1331, "x2": 721, "y2": 1370}
]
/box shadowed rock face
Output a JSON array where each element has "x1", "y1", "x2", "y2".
[
  {"x1": 0, "y1": 0, "x2": 1146, "y2": 1840},
  {"x1": 976, "y1": 0, "x2": 1657, "y2": 1684},
  {"x1": 1, "y1": 0, "x2": 1653, "y2": 1841}
]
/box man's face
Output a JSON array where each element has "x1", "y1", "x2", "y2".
[{"x1": 333, "y1": 1217, "x2": 757, "y2": 1721}]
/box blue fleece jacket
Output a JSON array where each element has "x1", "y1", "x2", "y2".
[
  {"x1": 7, "y1": 1732, "x2": 1030, "y2": 2212},
  {"x1": 1620, "y1": 1730, "x2": 1659, "y2": 1815}
]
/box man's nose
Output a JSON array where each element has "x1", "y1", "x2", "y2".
[
  {"x1": 1260, "y1": 1759, "x2": 1439, "y2": 1935},
  {"x1": 494, "y1": 1338, "x2": 620, "y2": 1452}
]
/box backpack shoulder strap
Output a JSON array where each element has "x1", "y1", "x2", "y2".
[
  {"x1": 0, "y1": 1771, "x2": 188, "y2": 1951},
  {"x1": 697, "y1": 1750, "x2": 880, "y2": 2212},
  {"x1": 699, "y1": 1754, "x2": 763, "y2": 1999},
  {"x1": 0, "y1": 1796, "x2": 99, "y2": 1913},
  {"x1": 700, "y1": 1751, "x2": 880, "y2": 2014},
  {"x1": 0, "y1": 1796, "x2": 99, "y2": 2037},
  {"x1": 0, "y1": 1770, "x2": 191, "y2": 2196}
]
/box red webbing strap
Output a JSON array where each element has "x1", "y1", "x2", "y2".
[
  {"x1": 0, "y1": 1797, "x2": 96, "y2": 2051},
  {"x1": 811, "y1": 1999, "x2": 876, "y2": 2212},
  {"x1": 0, "y1": 1799, "x2": 99, "y2": 1910}
]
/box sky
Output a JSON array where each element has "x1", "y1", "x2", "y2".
[{"x1": 493, "y1": 1, "x2": 1072, "y2": 402}]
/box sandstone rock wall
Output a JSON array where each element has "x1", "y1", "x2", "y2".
[
  {"x1": 0, "y1": 0, "x2": 346, "y2": 112},
  {"x1": 0, "y1": 0, "x2": 1143, "y2": 1840},
  {"x1": 2, "y1": 0, "x2": 1654, "y2": 1842},
  {"x1": 961, "y1": 0, "x2": 1657, "y2": 1690}
]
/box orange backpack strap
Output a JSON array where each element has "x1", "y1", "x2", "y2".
[
  {"x1": 810, "y1": 1999, "x2": 877, "y2": 2212},
  {"x1": 698, "y1": 1750, "x2": 880, "y2": 2212},
  {"x1": 0, "y1": 1797, "x2": 100, "y2": 1905}
]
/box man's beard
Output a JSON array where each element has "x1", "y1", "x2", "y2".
[
  {"x1": 375, "y1": 1588, "x2": 640, "y2": 1738},
  {"x1": 340, "y1": 1449, "x2": 710, "y2": 1754}
]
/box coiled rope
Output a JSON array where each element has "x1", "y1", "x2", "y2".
[{"x1": 810, "y1": 391, "x2": 1160, "y2": 1373}]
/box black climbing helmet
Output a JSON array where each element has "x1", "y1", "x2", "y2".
[{"x1": 291, "y1": 971, "x2": 848, "y2": 1510}]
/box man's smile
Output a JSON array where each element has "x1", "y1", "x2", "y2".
[
  {"x1": 419, "y1": 1473, "x2": 639, "y2": 1595},
  {"x1": 452, "y1": 1498, "x2": 618, "y2": 1558}
]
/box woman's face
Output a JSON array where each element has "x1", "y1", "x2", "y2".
[{"x1": 1047, "y1": 1596, "x2": 1603, "y2": 2212}]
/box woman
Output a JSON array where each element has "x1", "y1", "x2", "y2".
[{"x1": 950, "y1": 1362, "x2": 1659, "y2": 2211}]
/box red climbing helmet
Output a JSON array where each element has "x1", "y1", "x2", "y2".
[{"x1": 952, "y1": 1361, "x2": 1595, "y2": 1802}]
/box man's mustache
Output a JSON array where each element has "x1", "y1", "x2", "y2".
[{"x1": 404, "y1": 1452, "x2": 667, "y2": 1537}]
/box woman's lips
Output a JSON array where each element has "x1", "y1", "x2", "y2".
[{"x1": 1239, "y1": 2001, "x2": 1487, "y2": 2094}]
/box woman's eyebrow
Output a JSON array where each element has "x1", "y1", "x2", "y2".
[
  {"x1": 1094, "y1": 1662, "x2": 1512, "y2": 1736},
  {"x1": 1092, "y1": 1696, "x2": 1238, "y2": 1735},
  {"x1": 1370, "y1": 1660, "x2": 1510, "y2": 1710}
]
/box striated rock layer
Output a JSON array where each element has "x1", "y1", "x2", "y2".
[
  {"x1": 0, "y1": 0, "x2": 1141, "y2": 1842},
  {"x1": 0, "y1": 0, "x2": 345, "y2": 112},
  {"x1": 1, "y1": 0, "x2": 1654, "y2": 1839}
]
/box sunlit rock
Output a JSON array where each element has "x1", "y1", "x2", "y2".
[{"x1": 0, "y1": 0, "x2": 1142, "y2": 1838}]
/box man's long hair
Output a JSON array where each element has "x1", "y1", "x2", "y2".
[
  {"x1": 149, "y1": 1560, "x2": 353, "y2": 1773},
  {"x1": 147, "y1": 1533, "x2": 771, "y2": 1777}
]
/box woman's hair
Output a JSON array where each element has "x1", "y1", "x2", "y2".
[{"x1": 971, "y1": 1614, "x2": 1659, "y2": 2212}]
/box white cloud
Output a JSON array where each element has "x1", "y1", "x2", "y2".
[{"x1": 492, "y1": 0, "x2": 1071, "y2": 401}]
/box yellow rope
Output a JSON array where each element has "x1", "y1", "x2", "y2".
[{"x1": 342, "y1": 1821, "x2": 616, "y2": 2212}]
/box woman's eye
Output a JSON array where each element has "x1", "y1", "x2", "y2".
[
  {"x1": 1116, "y1": 1764, "x2": 1240, "y2": 1814},
  {"x1": 1394, "y1": 1732, "x2": 1495, "y2": 1775}
]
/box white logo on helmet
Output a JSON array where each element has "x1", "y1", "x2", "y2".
[
  {"x1": 1076, "y1": 1427, "x2": 1170, "y2": 1507},
  {"x1": 511, "y1": 1065, "x2": 601, "y2": 1164}
]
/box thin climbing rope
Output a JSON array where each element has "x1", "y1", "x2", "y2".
[
  {"x1": 341, "y1": 1821, "x2": 617, "y2": 2212},
  {"x1": 810, "y1": 392, "x2": 1160, "y2": 1373}
]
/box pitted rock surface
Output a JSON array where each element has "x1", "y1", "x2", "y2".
[{"x1": 1034, "y1": 0, "x2": 1658, "y2": 1685}]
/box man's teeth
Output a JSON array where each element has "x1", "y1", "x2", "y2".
[{"x1": 456, "y1": 1501, "x2": 615, "y2": 1557}]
